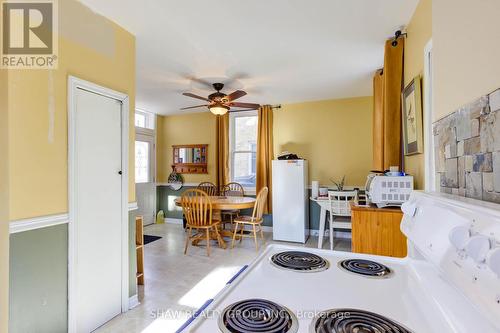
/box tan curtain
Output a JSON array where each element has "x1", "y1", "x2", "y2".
[
  {"x1": 373, "y1": 38, "x2": 405, "y2": 170},
  {"x1": 256, "y1": 105, "x2": 274, "y2": 213},
  {"x1": 215, "y1": 113, "x2": 229, "y2": 189}
]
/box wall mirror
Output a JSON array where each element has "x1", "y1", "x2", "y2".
[{"x1": 172, "y1": 144, "x2": 208, "y2": 174}]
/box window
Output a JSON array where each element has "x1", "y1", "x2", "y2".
[
  {"x1": 135, "y1": 110, "x2": 155, "y2": 129},
  {"x1": 135, "y1": 140, "x2": 149, "y2": 183},
  {"x1": 229, "y1": 111, "x2": 258, "y2": 191},
  {"x1": 135, "y1": 113, "x2": 146, "y2": 128}
]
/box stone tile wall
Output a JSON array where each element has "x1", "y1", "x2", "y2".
[{"x1": 434, "y1": 89, "x2": 500, "y2": 203}]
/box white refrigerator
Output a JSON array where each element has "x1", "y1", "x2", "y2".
[{"x1": 272, "y1": 159, "x2": 309, "y2": 243}]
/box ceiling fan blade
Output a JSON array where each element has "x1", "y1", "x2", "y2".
[
  {"x1": 225, "y1": 90, "x2": 247, "y2": 101},
  {"x1": 229, "y1": 102, "x2": 261, "y2": 109},
  {"x1": 188, "y1": 77, "x2": 214, "y2": 89},
  {"x1": 180, "y1": 104, "x2": 208, "y2": 110},
  {"x1": 182, "y1": 92, "x2": 210, "y2": 102}
]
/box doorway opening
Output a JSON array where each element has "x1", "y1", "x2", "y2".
[{"x1": 135, "y1": 110, "x2": 156, "y2": 226}]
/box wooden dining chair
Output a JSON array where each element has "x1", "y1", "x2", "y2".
[
  {"x1": 197, "y1": 182, "x2": 218, "y2": 196},
  {"x1": 222, "y1": 182, "x2": 245, "y2": 197},
  {"x1": 181, "y1": 189, "x2": 224, "y2": 256},
  {"x1": 221, "y1": 182, "x2": 245, "y2": 229},
  {"x1": 231, "y1": 187, "x2": 268, "y2": 251}
]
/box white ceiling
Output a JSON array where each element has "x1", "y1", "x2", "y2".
[{"x1": 79, "y1": 0, "x2": 418, "y2": 115}]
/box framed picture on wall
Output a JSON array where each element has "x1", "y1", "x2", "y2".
[{"x1": 402, "y1": 76, "x2": 423, "y2": 155}]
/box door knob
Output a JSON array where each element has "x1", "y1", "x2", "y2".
[{"x1": 118, "y1": 171, "x2": 122, "y2": 175}]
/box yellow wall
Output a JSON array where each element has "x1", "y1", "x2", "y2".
[
  {"x1": 275, "y1": 97, "x2": 373, "y2": 186},
  {"x1": 157, "y1": 97, "x2": 373, "y2": 187},
  {"x1": 7, "y1": 0, "x2": 136, "y2": 220},
  {"x1": 403, "y1": 0, "x2": 432, "y2": 189},
  {"x1": 433, "y1": 0, "x2": 500, "y2": 120},
  {"x1": 157, "y1": 113, "x2": 217, "y2": 183},
  {"x1": 0, "y1": 65, "x2": 9, "y2": 333}
]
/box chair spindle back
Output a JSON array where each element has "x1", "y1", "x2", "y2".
[
  {"x1": 251, "y1": 187, "x2": 269, "y2": 221},
  {"x1": 328, "y1": 190, "x2": 357, "y2": 217},
  {"x1": 181, "y1": 189, "x2": 213, "y2": 227},
  {"x1": 222, "y1": 182, "x2": 245, "y2": 197},
  {"x1": 197, "y1": 182, "x2": 218, "y2": 196}
]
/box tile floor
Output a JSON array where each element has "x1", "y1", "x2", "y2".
[{"x1": 95, "y1": 223, "x2": 351, "y2": 333}]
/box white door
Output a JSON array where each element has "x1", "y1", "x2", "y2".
[
  {"x1": 135, "y1": 133, "x2": 156, "y2": 225},
  {"x1": 75, "y1": 88, "x2": 122, "y2": 332}
]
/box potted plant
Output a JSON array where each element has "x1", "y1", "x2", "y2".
[{"x1": 330, "y1": 176, "x2": 346, "y2": 191}]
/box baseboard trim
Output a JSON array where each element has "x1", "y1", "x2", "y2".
[
  {"x1": 309, "y1": 229, "x2": 351, "y2": 239},
  {"x1": 261, "y1": 226, "x2": 273, "y2": 233},
  {"x1": 263, "y1": 226, "x2": 350, "y2": 239},
  {"x1": 163, "y1": 220, "x2": 351, "y2": 240},
  {"x1": 9, "y1": 213, "x2": 69, "y2": 234},
  {"x1": 128, "y1": 294, "x2": 140, "y2": 309},
  {"x1": 165, "y1": 218, "x2": 183, "y2": 225}
]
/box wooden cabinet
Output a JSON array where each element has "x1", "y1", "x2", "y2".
[{"x1": 351, "y1": 204, "x2": 407, "y2": 258}]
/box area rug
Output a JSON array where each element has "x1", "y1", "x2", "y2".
[{"x1": 144, "y1": 235, "x2": 162, "y2": 245}]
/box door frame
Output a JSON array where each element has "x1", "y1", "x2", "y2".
[
  {"x1": 423, "y1": 39, "x2": 435, "y2": 191},
  {"x1": 135, "y1": 123, "x2": 156, "y2": 184},
  {"x1": 67, "y1": 76, "x2": 130, "y2": 332}
]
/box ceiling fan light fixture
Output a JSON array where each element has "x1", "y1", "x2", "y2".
[
  {"x1": 182, "y1": 83, "x2": 258, "y2": 114},
  {"x1": 209, "y1": 104, "x2": 229, "y2": 115}
]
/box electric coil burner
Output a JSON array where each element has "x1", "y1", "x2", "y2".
[
  {"x1": 218, "y1": 299, "x2": 299, "y2": 333},
  {"x1": 338, "y1": 259, "x2": 392, "y2": 278},
  {"x1": 311, "y1": 309, "x2": 413, "y2": 333},
  {"x1": 270, "y1": 251, "x2": 329, "y2": 272}
]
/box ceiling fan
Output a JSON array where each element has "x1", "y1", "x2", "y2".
[{"x1": 181, "y1": 82, "x2": 260, "y2": 115}]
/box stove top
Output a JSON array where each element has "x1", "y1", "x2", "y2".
[
  {"x1": 270, "y1": 251, "x2": 329, "y2": 272},
  {"x1": 338, "y1": 259, "x2": 392, "y2": 278},
  {"x1": 218, "y1": 298, "x2": 298, "y2": 333},
  {"x1": 180, "y1": 243, "x2": 497, "y2": 332},
  {"x1": 179, "y1": 192, "x2": 500, "y2": 333},
  {"x1": 311, "y1": 308, "x2": 412, "y2": 333}
]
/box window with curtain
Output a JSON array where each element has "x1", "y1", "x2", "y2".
[{"x1": 229, "y1": 110, "x2": 258, "y2": 191}]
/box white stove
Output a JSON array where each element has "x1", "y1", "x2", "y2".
[{"x1": 177, "y1": 191, "x2": 500, "y2": 333}]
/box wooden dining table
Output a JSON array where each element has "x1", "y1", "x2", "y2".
[
  {"x1": 175, "y1": 195, "x2": 256, "y2": 210},
  {"x1": 175, "y1": 196, "x2": 256, "y2": 248}
]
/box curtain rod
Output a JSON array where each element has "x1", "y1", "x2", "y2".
[{"x1": 390, "y1": 29, "x2": 407, "y2": 47}]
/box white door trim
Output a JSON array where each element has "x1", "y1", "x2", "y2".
[
  {"x1": 423, "y1": 39, "x2": 435, "y2": 191},
  {"x1": 67, "y1": 76, "x2": 130, "y2": 332}
]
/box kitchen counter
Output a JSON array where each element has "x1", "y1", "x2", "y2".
[
  {"x1": 350, "y1": 202, "x2": 407, "y2": 258},
  {"x1": 350, "y1": 203, "x2": 402, "y2": 213}
]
